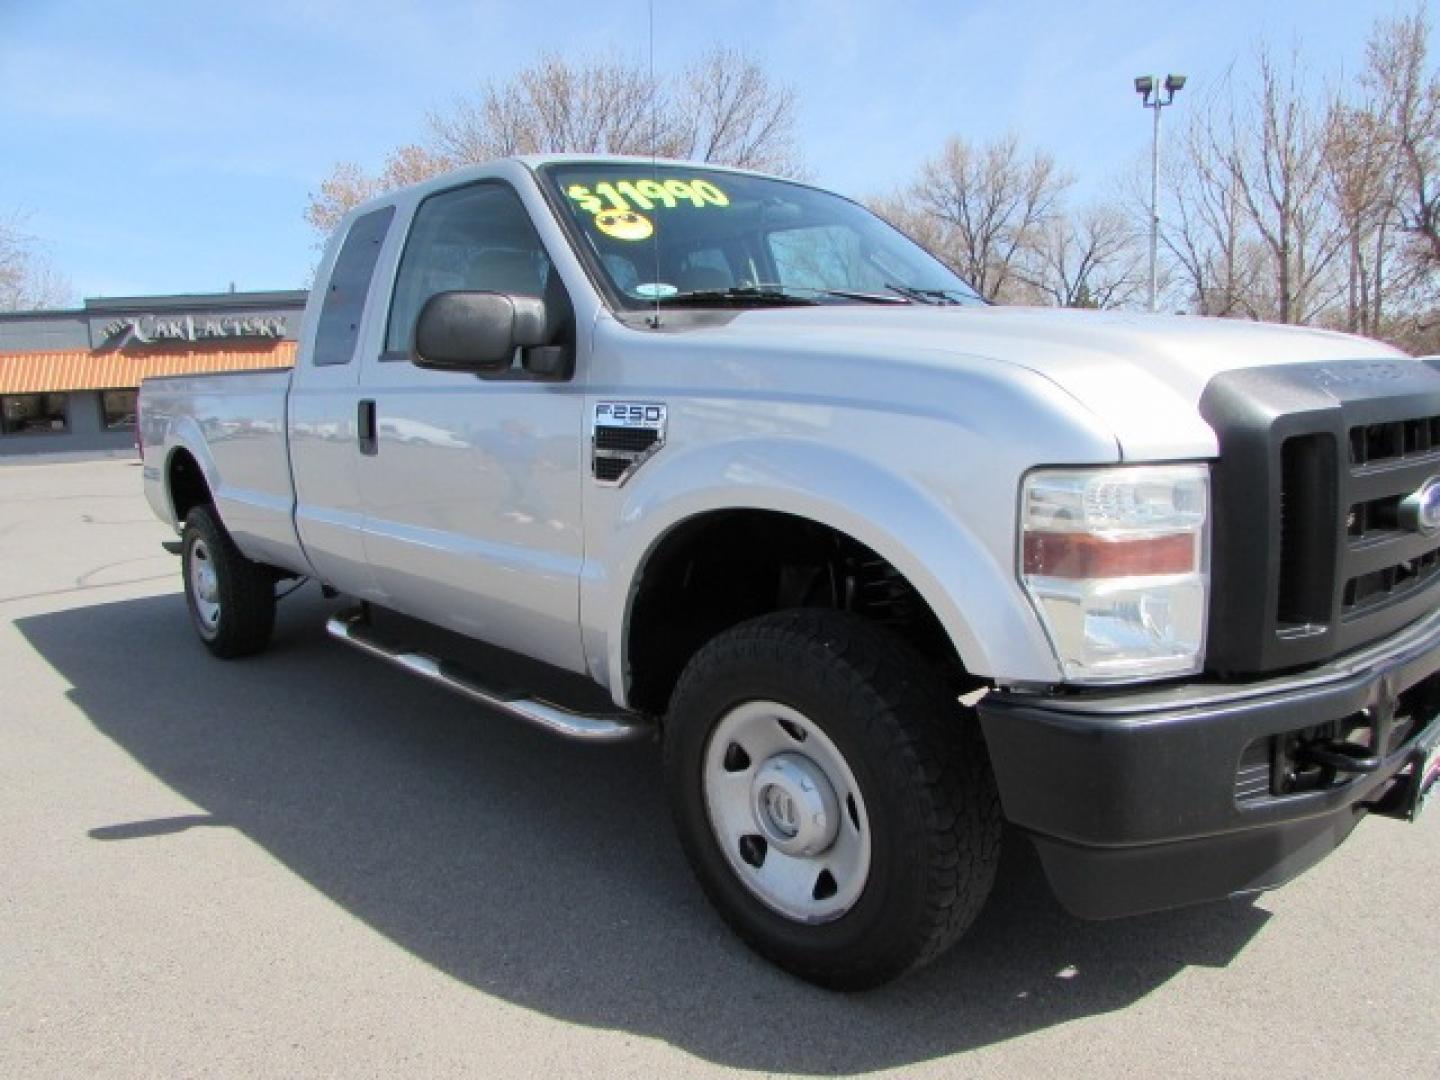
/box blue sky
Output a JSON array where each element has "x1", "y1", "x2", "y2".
[{"x1": 0, "y1": 0, "x2": 1425, "y2": 299}]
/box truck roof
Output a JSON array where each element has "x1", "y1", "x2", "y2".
[
  {"x1": 513, "y1": 153, "x2": 785, "y2": 179},
  {"x1": 337, "y1": 154, "x2": 791, "y2": 225}
]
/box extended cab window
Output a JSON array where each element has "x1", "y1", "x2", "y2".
[
  {"x1": 385, "y1": 182, "x2": 554, "y2": 356},
  {"x1": 313, "y1": 206, "x2": 395, "y2": 367}
]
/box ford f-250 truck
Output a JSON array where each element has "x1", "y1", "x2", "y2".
[{"x1": 140, "y1": 155, "x2": 1440, "y2": 989}]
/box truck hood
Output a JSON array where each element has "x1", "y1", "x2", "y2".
[{"x1": 683, "y1": 305, "x2": 1409, "y2": 460}]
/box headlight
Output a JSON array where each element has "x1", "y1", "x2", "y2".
[{"x1": 1020, "y1": 464, "x2": 1210, "y2": 683}]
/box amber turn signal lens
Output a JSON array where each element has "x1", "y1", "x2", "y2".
[{"x1": 1022, "y1": 531, "x2": 1196, "y2": 579}]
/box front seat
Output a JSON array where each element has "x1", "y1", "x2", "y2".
[{"x1": 675, "y1": 265, "x2": 732, "y2": 293}]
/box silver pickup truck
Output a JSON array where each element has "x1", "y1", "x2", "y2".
[{"x1": 140, "y1": 155, "x2": 1440, "y2": 989}]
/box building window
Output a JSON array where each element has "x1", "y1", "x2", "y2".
[
  {"x1": 1, "y1": 393, "x2": 69, "y2": 435},
  {"x1": 101, "y1": 389, "x2": 138, "y2": 431}
]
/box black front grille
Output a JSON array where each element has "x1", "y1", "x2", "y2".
[
  {"x1": 1276, "y1": 433, "x2": 1336, "y2": 632},
  {"x1": 1201, "y1": 358, "x2": 1440, "y2": 675},
  {"x1": 1335, "y1": 406, "x2": 1440, "y2": 630},
  {"x1": 1343, "y1": 549, "x2": 1440, "y2": 614},
  {"x1": 1348, "y1": 415, "x2": 1440, "y2": 466}
]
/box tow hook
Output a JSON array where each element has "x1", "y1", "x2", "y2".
[{"x1": 1295, "y1": 740, "x2": 1381, "y2": 775}]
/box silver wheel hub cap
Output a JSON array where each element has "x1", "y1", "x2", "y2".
[
  {"x1": 703, "y1": 701, "x2": 871, "y2": 923},
  {"x1": 751, "y1": 753, "x2": 839, "y2": 857},
  {"x1": 189, "y1": 539, "x2": 221, "y2": 634}
]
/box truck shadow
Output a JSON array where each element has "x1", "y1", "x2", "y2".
[{"x1": 16, "y1": 591, "x2": 1268, "y2": 1074}]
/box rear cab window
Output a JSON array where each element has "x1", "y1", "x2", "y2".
[{"x1": 313, "y1": 206, "x2": 395, "y2": 367}]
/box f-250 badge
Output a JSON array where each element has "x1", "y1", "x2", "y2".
[{"x1": 592, "y1": 401, "x2": 667, "y2": 486}]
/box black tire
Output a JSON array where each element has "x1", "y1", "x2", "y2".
[
  {"x1": 663, "y1": 609, "x2": 1001, "y2": 990},
  {"x1": 181, "y1": 505, "x2": 276, "y2": 659}
]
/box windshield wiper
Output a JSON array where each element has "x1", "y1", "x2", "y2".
[
  {"x1": 653, "y1": 286, "x2": 821, "y2": 307},
  {"x1": 882, "y1": 282, "x2": 967, "y2": 305},
  {"x1": 654, "y1": 284, "x2": 909, "y2": 307},
  {"x1": 812, "y1": 287, "x2": 911, "y2": 304}
]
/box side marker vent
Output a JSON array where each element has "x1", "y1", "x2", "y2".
[{"x1": 592, "y1": 401, "x2": 667, "y2": 486}]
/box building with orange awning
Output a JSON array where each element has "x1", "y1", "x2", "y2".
[{"x1": 0, "y1": 290, "x2": 305, "y2": 457}]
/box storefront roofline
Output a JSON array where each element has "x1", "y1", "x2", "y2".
[
  {"x1": 0, "y1": 341, "x2": 297, "y2": 394},
  {"x1": 0, "y1": 290, "x2": 309, "y2": 323},
  {"x1": 83, "y1": 290, "x2": 308, "y2": 313}
]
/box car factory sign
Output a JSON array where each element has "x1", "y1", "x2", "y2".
[{"x1": 102, "y1": 313, "x2": 288, "y2": 345}]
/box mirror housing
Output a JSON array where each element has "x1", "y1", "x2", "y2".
[{"x1": 413, "y1": 291, "x2": 548, "y2": 373}]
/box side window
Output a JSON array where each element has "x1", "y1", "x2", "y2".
[
  {"x1": 385, "y1": 183, "x2": 553, "y2": 356},
  {"x1": 313, "y1": 206, "x2": 395, "y2": 367}
]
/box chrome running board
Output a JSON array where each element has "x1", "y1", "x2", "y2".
[{"x1": 325, "y1": 610, "x2": 649, "y2": 744}]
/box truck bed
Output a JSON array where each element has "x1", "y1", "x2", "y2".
[{"x1": 139, "y1": 368, "x2": 303, "y2": 572}]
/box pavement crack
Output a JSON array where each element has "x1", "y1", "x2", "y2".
[{"x1": 0, "y1": 574, "x2": 175, "y2": 606}]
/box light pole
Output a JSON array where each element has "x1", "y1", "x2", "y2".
[{"x1": 1135, "y1": 73, "x2": 1185, "y2": 312}]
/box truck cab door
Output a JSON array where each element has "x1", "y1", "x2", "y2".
[
  {"x1": 356, "y1": 179, "x2": 588, "y2": 673},
  {"x1": 289, "y1": 205, "x2": 396, "y2": 600}
]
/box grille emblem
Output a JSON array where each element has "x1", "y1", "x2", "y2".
[{"x1": 1398, "y1": 476, "x2": 1440, "y2": 535}]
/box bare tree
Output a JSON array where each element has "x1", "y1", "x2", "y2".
[
  {"x1": 1323, "y1": 98, "x2": 1405, "y2": 336},
  {"x1": 1158, "y1": 96, "x2": 1265, "y2": 317},
  {"x1": 0, "y1": 214, "x2": 73, "y2": 312},
  {"x1": 876, "y1": 135, "x2": 1070, "y2": 302},
  {"x1": 305, "y1": 48, "x2": 802, "y2": 238},
  {"x1": 1022, "y1": 202, "x2": 1146, "y2": 308},
  {"x1": 1220, "y1": 48, "x2": 1347, "y2": 324},
  {"x1": 865, "y1": 191, "x2": 948, "y2": 261},
  {"x1": 675, "y1": 47, "x2": 802, "y2": 175},
  {"x1": 1160, "y1": 49, "x2": 1347, "y2": 324},
  {"x1": 303, "y1": 161, "x2": 378, "y2": 238},
  {"x1": 428, "y1": 53, "x2": 674, "y2": 162},
  {"x1": 1365, "y1": 6, "x2": 1440, "y2": 272},
  {"x1": 377, "y1": 143, "x2": 454, "y2": 189}
]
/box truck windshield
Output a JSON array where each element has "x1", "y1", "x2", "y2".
[{"x1": 538, "y1": 162, "x2": 982, "y2": 310}]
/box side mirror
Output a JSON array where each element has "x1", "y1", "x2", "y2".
[{"x1": 412, "y1": 291, "x2": 548, "y2": 373}]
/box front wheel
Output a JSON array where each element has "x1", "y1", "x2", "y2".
[
  {"x1": 664, "y1": 610, "x2": 1001, "y2": 990},
  {"x1": 181, "y1": 505, "x2": 276, "y2": 658}
]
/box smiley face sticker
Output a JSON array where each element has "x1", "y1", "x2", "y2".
[{"x1": 594, "y1": 209, "x2": 654, "y2": 242}]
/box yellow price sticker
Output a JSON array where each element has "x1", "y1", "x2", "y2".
[
  {"x1": 567, "y1": 178, "x2": 730, "y2": 217},
  {"x1": 595, "y1": 209, "x2": 654, "y2": 241}
]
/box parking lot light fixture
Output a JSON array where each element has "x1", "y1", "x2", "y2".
[{"x1": 1136, "y1": 73, "x2": 1186, "y2": 312}]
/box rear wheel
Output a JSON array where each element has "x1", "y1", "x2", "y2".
[
  {"x1": 181, "y1": 505, "x2": 276, "y2": 658},
  {"x1": 664, "y1": 610, "x2": 1001, "y2": 990}
]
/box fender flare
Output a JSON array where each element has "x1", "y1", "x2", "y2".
[
  {"x1": 160, "y1": 418, "x2": 222, "y2": 526},
  {"x1": 585, "y1": 438, "x2": 1061, "y2": 705}
]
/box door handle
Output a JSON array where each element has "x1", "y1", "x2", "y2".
[{"x1": 357, "y1": 399, "x2": 378, "y2": 456}]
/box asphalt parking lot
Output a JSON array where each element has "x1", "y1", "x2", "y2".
[{"x1": 1, "y1": 458, "x2": 1436, "y2": 1079}]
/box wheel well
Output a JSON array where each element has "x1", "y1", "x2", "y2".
[
  {"x1": 626, "y1": 510, "x2": 972, "y2": 715},
  {"x1": 167, "y1": 448, "x2": 212, "y2": 524}
]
